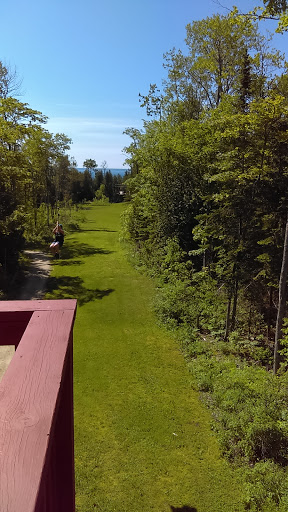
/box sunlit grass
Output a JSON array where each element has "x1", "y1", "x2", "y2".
[{"x1": 46, "y1": 202, "x2": 245, "y2": 512}]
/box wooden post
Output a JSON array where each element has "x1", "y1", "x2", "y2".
[{"x1": 0, "y1": 299, "x2": 77, "y2": 512}]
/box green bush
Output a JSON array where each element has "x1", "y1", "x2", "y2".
[
  {"x1": 212, "y1": 366, "x2": 288, "y2": 464},
  {"x1": 181, "y1": 335, "x2": 212, "y2": 358},
  {"x1": 154, "y1": 279, "x2": 194, "y2": 329},
  {"x1": 243, "y1": 461, "x2": 288, "y2": 511},
  {"x1": 154, "y1": 269, "x2": 227, "y2": 336},
  {"x1": 188, "y1": 357, "x2": 288, "y2": 467},
  {"x1": 23, "y1": 203, "x2": 52, "y2": 246},
  {"x1": 23, "y1": 203, "x2": 87, "y2": 248},
  {"x1": 220, "y1": 332, "x2": 272, "y2": 365},
  {"x1": 187, "y1": 355, "x2": 232, "y2": 392},
  {"x1": 0, "y1": 207, "x2": 26, "y2": 273},
  {"x1": 158, "y1": 237, "x2": 193, "y2": 284}
]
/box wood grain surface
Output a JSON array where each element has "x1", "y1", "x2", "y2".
[{"x1": 0, "y1": 300, "x2": 76, "y2": 512}]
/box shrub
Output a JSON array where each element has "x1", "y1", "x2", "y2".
[
  {"x1": 243, "y1": 461, "x2": 288, "y2": 511},
  {"x1": 223, "y1": 331, "x2": 272, "y2": 365},
  {"x1": 212, "y1": 366, "x2": 288, "y2": 464},
  {"x1": 154, "y1": 269, "x2": 227, "y2": 336},
  {"x1": 154, "y1": 279, "x2": 194, "y2": 329},
  {"x1": 187, "y1": 356, "x2": 234, "y2": 393}
]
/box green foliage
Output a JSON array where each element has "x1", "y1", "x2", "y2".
[
  {"x1": 223, "y1": 331, "x2": 272, "y2": 364},
  {"x1": 139, "y1": 83, "x2": 163, "y2": 119},
  {"x1": 188, "y1": 355, "x2": 227, "y2": 392},
  {"x1": 260, "y1": 1, "x2": 288, "y2": 33},
  {"x1": 0, "y1": 61, "x2": 124, "y2": 289},
  {"x1": 154, "y1": 279, "x2": 193, "y2": 330},
  {"x1": 243, "y1": 461, "x2": 288, "y2": 511},
  {"x1": 22, "y1": 203, "x2": 52, "y2": 245},
  {"x1": 263, "y1": 0, "x2": 287, "y2": 15},
  {"x1": 277, "y1": 317, "x2": 288, "y2": 370},
  {"x1": 123, "y1": 6, "x2": 288, "y2": 376},
  {"x1": 0, "y1": 84, "x2": 77, "y2": 280},
  {"x1": 81, "y1": 169, "x2": 94, "y2": 201},
  {"x1": 209, "y1": 365, "x2": 288, "y2": 464},
  {"x1": 188, "y1": 353, "x2": 288, "y2": 511},
  {"x1": 95, "y1": 183, "x2": 109, "y2": 204},
  {"x1": 155, "y1": 270, "x2": 227, "y2": 336},
  {"x1": 83, "y1": 158, "x2": 97, "y2": 173}
]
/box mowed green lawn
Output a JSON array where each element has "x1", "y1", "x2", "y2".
[{"x1": 46, "y1": 203, "x2": 245, "y2": 512}]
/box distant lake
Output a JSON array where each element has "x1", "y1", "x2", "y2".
[{"x1": 78, "y1": 168, "x2": 130, "y2": 176}]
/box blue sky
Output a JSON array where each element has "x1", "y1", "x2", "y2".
[{"x1": 0, "y1": 0, "x2": 286, "y2": 168}]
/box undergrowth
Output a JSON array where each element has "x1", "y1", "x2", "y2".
[
  {"x1": 121, "y1": 233, "x2": 288, "y2": 511},
  {"x1": 176, "y1": 331, "x2": 288, "y2": 511},
  {"x1": 24, "y1": 202, "x2": 87, "y2": 248}
]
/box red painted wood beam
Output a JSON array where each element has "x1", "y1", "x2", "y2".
[
  {"x1": 0, "y1": 299, "x2": 77, "y2": 312},
  {"x1": 0, "y1": 300, "x2": 77, "y2": 512}
]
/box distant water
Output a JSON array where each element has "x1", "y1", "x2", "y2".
[{"x1": 77, "y1": 168, "x2": 130, "y2": 176}]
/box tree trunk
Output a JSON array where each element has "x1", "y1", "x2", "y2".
[
  {"x1": 231, "y1": 278, "x2": 239, "y2": 332},
  {"x1": 203, "y1": 249, "x2": 207, "y2": 269},
  {"x1": 274, "y1": 215, "x2": 288, "y2": 374},
  {"x1": 267, "y1": 286, "x2": 273, "y2": 341},
  {"x1": 224, "y1": 295, "x2": 232, "y2": 341},
  {"x1": 248, "y1": 302, "x2": 252, "y2": 340},
  {"x1": 34, "y1": 207, "x2": 37, "y2": 229},
  {"x1": 46, "y1": 201, "x2": 50, "y2": 227}
]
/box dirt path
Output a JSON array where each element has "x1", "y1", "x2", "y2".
[
  {"x1": 17, "y1": 250, "x2": 51, "y2": 300},
  {"x1": 0, "y1": 250, "x2": 51, "y2": 381}
]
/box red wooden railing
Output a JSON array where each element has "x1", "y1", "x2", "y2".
[{"x1": 0, "y1": 299, "x2": 77, "y2": 512}]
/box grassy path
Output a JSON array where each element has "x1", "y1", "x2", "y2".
[{"x1": 46, "y1": 203, "x2": 244, "y2": 512}]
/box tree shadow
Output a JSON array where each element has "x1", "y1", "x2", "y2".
[
  {"x1": 45, "y1": 275, "x2": 114, "y2": 306},
  {"x1": 24, "y1": 250, "x2": 51, "y2": 264},
  {"x1": 79, "y1": 228, "x2": 117, "y2": 233},
  {"x1": 60, "y1": 241, "x2": 113, "y2": 260},
  {"x1": 170, "y1": 507, "x2": 197, "y2": 512},
  {"x1": 57, "y1": 260, "x2": 84, "y2": 267}
]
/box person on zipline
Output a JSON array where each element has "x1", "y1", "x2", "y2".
[{"x1": 50, "y1": 222, "x2": 64, "y2": 259}]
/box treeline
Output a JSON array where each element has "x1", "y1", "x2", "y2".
[
  {"x1": 123, "y1": 7, "x2": 288, "y2": 509},
  {"x1": 0, "y1": 64, "x2": 127, "y2": 285},
  {"x1": 74, "y1": 159, "x2": 128, "y2": 204},
  {"x1": 0, "y1": 67, "x2": 71, "y2": 277},
  {"x1": 124, "y1": 8, "x2": 288, "y2": 356}
]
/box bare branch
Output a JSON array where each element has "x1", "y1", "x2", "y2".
[
  {"x1": 212, "y1": 0, "x2": 231, "y2": 12},
  {"x1": 0, "y1": 62, "x2": 23, "y2": 98},
  {"x1": 212, "y1": 0, "x2": 280, "y2": 20}
]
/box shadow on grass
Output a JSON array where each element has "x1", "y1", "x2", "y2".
[
  {"x1": 80, "y1": 228, "x2": 117, "y2": 233},
  {"x1": 57, "y1": 260, "x2": 84, "y2": 267},
  {"x1": 60, "y1": 241, "x2": 113, "y2": 260},
  {"x1": 170, "y1": 507, "x2": 197, "y2": 512},
  {"x1": 46, "y1": 275, "x2": 114, "y2": 306}
]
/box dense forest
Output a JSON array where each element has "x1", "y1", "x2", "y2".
[
  {"x1": 0, "y1": 70, "x2": 127, "y2": 290},
  {"x1": 122, "y1": 4, "x2": 288, "y2": 510}
]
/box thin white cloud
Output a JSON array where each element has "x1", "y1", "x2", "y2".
[
  {"x1": 44, "y1": 116, "x2": 142, "y2": 168},
  {"x1": 46, "y1": 116, "x2": 141, "y2": 133}
]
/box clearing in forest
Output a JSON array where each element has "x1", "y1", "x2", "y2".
[{"x1": 45, "y1": 202, "x2": 245, "y2": 512}]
